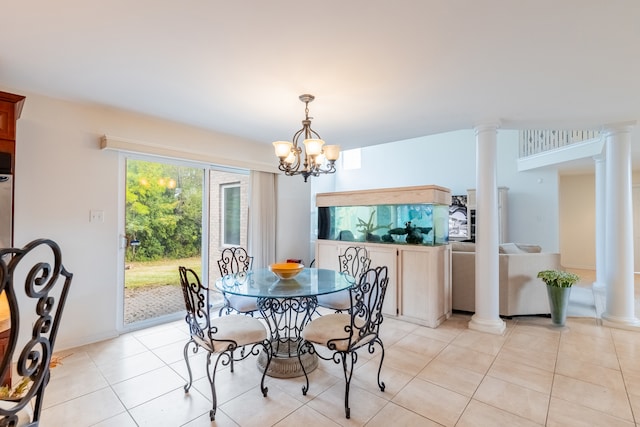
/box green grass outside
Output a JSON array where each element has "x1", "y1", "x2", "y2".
[{"x1": 125, "y1": 256, "x2": 202, "y2": 289}]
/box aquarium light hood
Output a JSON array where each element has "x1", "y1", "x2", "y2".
[{"x1": 272, "y1": 94, "x2": 340, "y2": 182}]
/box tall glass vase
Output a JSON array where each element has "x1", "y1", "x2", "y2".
[{"x1": 546, "y1": 285, "x2": 572, "y2": 326}]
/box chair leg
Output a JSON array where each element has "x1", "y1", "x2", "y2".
[
  {"x1": 374, "y1": 338, "x2": 386, "y2": 392},
  {"x1": 218, "y1": 304, "x2": 229, "y2": 317},
  {"x1": 183, "y1": 339, "x2": 196, "y2": 393},
  {"x1": 298, "y1": 340, "x2": 312, "y2": 396},
  {"x1": 259, "y1": 341, "x2": 272, "y2": 397},
  {"x1": 340, "y1": 351, "x2": 356, "y2": 419},
  {"x1": 207, "y1": 351, "x2": 228, "y2": 421}
]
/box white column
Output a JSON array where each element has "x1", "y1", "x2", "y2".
[
  {"x1": 469, "y1": 122, "x2": 505, "y2": 335},
  {"x1": 601, "y1": 121, "x2": 640, "y2": 329},
  {"x1": 593, "y1": 154, "x2": 606, "y2": 291}
]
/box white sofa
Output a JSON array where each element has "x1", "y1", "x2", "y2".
[{"x1": 451, "y1": 242, "x2": 561, "y2": 317}]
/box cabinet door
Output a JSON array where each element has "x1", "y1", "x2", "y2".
[
  {"x1": 400, "y1": 246, "x2": 450, "y2": 327},
  {"x1": 399, "y1": 248, "x2": 431, "y2": 321},
  {"x1": 0, "y1": 102, "x2": 15, "y2": 141},
  {"x1": 366, "y1": 245, "x2": 397, "y2": 317},
  {"x1": 315, "y1": 240, "x2": 340, "y2": 271}
]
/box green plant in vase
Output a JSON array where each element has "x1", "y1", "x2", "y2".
[{"x1": 537, "y1": 270, "x2": 580, "y2": 326}]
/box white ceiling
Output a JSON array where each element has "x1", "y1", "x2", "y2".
[{"x1": 2, "y1": 1, "x2": 640, "y2": 160}]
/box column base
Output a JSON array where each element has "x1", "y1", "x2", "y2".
[
  {"x1": 601, "y1": 312, "x2": 640, "y2": 331},
  {"x1": 468, "y1": 314, "x2": 506, "y2": 335}
]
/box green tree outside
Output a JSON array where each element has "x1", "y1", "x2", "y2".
[{"x1": 125, "y1": 160, "x2": 203, "y2": 262}]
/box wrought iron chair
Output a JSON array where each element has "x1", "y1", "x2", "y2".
[
  {"x1": 316, "y1": 246, "x2": 371, "y2": 313},
  {"x1": 217, "y1": 247, "x2": 259, "y2": 316},
  {"x1": 298, "y1": 266, "x2": 389, "y2": 419},
  {"x1": 0, "y1": 239, "x2": 73, "y2": 427},
  {"x1": 178, "y1": 266, "x2": 272, "y2": 421}
]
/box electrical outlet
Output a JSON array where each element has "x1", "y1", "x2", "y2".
[{"x1": 90, "y1": 210, "x2": 104, "y2": 223}]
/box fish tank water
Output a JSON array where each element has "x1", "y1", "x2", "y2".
[{"x1": 318, "y1": 203, "x2": 450, "y2": 245}]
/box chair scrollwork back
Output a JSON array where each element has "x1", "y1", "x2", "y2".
[
  {"x1": 217, "y1": 247, "x2": 257, "y2": 317},
  {"x1": 0, "y1": 239, "x2": 73, "y2": 427},
  {"x1": 338, "y1": 246, "x2": 371, "y2": 283},
  {"x1": 217, "y1": 247, "x2": 253, "y2": 276}
]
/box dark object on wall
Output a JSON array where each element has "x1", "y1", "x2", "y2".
[
  {"x1": 449, "y1": 195, "x2": 469, "y2": 240},
  {"x1": 0, "y1": 153, "x2": 10, "y2": 175},
  {"x1": 468, "y1": 209, "x2": 476, "y2": 242}
]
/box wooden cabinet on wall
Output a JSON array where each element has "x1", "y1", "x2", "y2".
[
  {"x1": 315, "y1": 240, "x2": 451, "y2": 328},
  {"x1": 0, "y1": 91, "x2": 26, "y2": 175},
  {"x1": 0, "y1": 91, "x2": 26, "y2": 251}
]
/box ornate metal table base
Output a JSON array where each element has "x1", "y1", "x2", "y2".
[
  {"x1": 257, "y1": 296, "x2": 317, "y2": 378},
  {"x1": 256, "y1": 339, "x2": 318, "y2": 378}
]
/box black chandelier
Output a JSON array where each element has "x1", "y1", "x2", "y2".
[{"x1": 272, "y1": 94, "x2": 340, "y2": 182}]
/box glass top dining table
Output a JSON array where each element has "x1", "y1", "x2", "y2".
[
  {"x1": 214, "y1": 267, "x2": 355, "y2": 378},
  {"x1": 214, "y1": 267, "x2": 355, "y2": 298}
]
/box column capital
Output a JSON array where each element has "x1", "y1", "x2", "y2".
[
  {"x1": 602, "y1": 121, "x2": 637, "y2": 136},
  {"x1": 474, "y1": 121, "x2": 501, "y2": 135}
]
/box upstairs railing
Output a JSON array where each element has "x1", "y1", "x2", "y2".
[{"x1": 519, "y1": 130, "x2": 601, "y2": 157}]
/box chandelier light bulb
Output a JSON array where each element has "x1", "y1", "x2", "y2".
[
  {"x1": 303, "y1": 138, "x2": 324, "y2": 156},
  {"x1": 323, "y1": 145, "x2": 340, "y2": 161},
  {"x1": 273, "y1": 141, "x2": 293, "y2": 159},
  {"x1": 284, "y1": 151, "x2": 296, "y2": 165}
]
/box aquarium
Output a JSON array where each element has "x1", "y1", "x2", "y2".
[{"x1": 318, "y1": 203, "x2": 449, "y2": 245}]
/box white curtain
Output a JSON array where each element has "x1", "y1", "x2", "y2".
[{"x1": 248, "y1": 171, "x2": 277, "y2": 268}]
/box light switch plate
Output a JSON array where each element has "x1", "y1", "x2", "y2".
[{"x1": 90, "y1": 210, "x2": 104, "y2": 223}]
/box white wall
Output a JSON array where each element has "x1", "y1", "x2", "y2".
[
  {"x1": 559, "y1": 171, "x2": 640, "y2": 270},
  {"x1": 8, "y1": 88, "x2": 279, "y2": 350},
  {"x1": 497, "y1": 132, "x2": 560, "y2": 251},
  {"x1": 275, "y1": 174, "x2": 311, "y2": 265},
  {"x1": 311, "y1": 129, "x2": 561, "y2": 253},
  {"x1": 559, "y1": 174, "x2": 595, "y2": 269}
]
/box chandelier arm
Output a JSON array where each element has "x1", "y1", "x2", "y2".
[
  {"x1": 291, "y1": 128, "x2": 306, "y2": 148},
  {"x1": 312, "y1": 161, "x2": 337, "y2": 175},
  {"x1": 308, "y1": 129, "x2": 321, "y2": 140}
]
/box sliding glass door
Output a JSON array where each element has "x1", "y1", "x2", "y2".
[
  {"x1": 123, "y1": 158, "x2": 204, "y2": 326},
  {"x1": 121, "y1": 155, "x2": 249, "y2": 328}
]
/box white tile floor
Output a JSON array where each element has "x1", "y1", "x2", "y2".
[{"x1": 38, "y1": 303, "x2": 640, "y2": 427}]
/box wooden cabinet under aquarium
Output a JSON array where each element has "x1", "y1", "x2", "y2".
[{"x1": 315, "y1": 185, "x2": 452, "y2": 328}]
